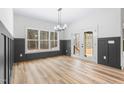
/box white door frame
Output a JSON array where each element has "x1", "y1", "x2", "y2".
[{"x1": 80, "y1": 25, "x2": 98, "y2": 63}]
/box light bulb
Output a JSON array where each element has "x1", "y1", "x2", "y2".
[
  {"x1": 57, "y1": 25, "x2": 60, "y2": 29},
  {"x1": 63, "y1": 24, "x2": 67, "y2": 29}
]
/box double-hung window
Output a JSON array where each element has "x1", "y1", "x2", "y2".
[
  {"x1": 27, "y1": 29, "x2": 39, "y2": 50},
  {"x1": 40, "y1": 31, "x2": 49, "y2": 50},
  {"x1": 50, "y1": 32, "x2": 58, "y2": 50},
  {"x1": 26, "y1": 29, "x2": 59, "y2": 53}
]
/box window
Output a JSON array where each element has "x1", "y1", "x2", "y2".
[
  {"x1": 26, "y1": 29, "x2": 59, "y2": 53},
  {"x1": 27, "y1": 29, "x2": 38, "y2": 50},
  {"x1": 50, "y1": 32, "x2": 58, "y2": 50},
  {"x1": 40, "y1": 31, "x2": 49, "y2": 50}
]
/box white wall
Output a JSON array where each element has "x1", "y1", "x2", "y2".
[
  {"x1": 0, "y1": 8, "x2": 13, "y2": 36},
  {"x1": 65, "y1": 8, "x2": 121, "y2": 63},
  {"x1": 65, "y1": 8, "x2": 121, "y2": 39},
  {"x1": 14, "y1": 14, "x2": 63, "y2": 39}
]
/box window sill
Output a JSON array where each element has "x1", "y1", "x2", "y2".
[{"x1": 25, "y1": 49, "x2": 60, "y2": 54}]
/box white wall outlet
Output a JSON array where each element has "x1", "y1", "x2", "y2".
[
  {"x1": 121, "y1": 66, "x2": 124, "y2": 70},
  {"x1": 20, "y1": 53, "x2": 23, "y2": 57},
  {"x1": 103, "y1": 56, "x2": 106, "y2": 60}
]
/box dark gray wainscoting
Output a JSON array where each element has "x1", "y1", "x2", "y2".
[
  {"x1": 14, "y1": 39, "x2": 71, "y2": 62},
  {"x1": 98, "y1": 37, "x2": 121, "y2": 69},
  {"x1": 60, "y1": 40, "x2": 71, "y2": 56}
]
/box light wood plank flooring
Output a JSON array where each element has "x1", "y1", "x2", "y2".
[{"x1": 11, "y1": 56, "x2": 124, "y2": 84}]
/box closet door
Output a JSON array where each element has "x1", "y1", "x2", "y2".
[
  {"x1": 98, "y1": 37, "x2": 120, "y2": 69},
  {"x1": 0, "y1": 34, "x2": 5, "y2": 84},
  {"x1": 8, "y1": 38, "x2": 10, "y2": 83},
  {"x1": 6, "y1": 37, "x2": 9, "y2": 84},
  {"x1": 10, "y1": 39, "x2": 13, "y2": 71},
  {"x1": 8, "y1": 38, "x2": 12, "y2": 83},
  {"x1": 9, "y1": 39, "x2": 11, "y2": 80},
  {"x1": 108, "y1": 37, "x2": 120, "y2": 68},
  {"x1": 98, "y1": 39, "x2": 108, "y2": 65}
]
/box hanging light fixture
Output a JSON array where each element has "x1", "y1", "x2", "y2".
[{"x1": 54, "y1": 8, "x2": 67, "y2": 31}]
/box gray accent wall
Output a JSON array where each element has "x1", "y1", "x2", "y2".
[
  {"x1": 14, "y1": 39, "x2": 71, "y2": 62},
  {"x1": 60, "y1": 40, "x2": 71, "y2": 56}
]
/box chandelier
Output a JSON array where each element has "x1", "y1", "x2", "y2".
[{"x1": 54, "y1": 8, "x2": 67, "y2": 31}]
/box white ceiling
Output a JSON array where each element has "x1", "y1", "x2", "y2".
[{"x1": 14, "y1": 8, "x2": 95, "y2": 24}]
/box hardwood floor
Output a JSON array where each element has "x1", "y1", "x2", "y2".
[{"x1": 11, "y1": 56, "x2": 124, "y2": 84}]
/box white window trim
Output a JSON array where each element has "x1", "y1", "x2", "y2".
[{"x1": 25, "y1": 28, "x2": 60, "y2": 54}]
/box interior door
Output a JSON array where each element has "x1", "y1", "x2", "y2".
[
  {"x1": 80, "y1": 28, "x2": 97, "y2": 62},
  {"x1": 80, "y1": 32, "x2": 93, "y2": 60},
  {"x1": 108, "y1": 38, "x2": 120, "y2": 68},
  {"x1": 6, "y1": 37, "x2": 8, "y2": 84},
  {"x1": 98, "y1": 37, "x2": 120, "y2": 68},
  {"x1": 0, "y1": 34, "x2": 5, "y2": 84},
  {"x1": 80, "y1": 32, "x2": 84, "y2": 59},
  {"x1": 98, "y1": 39, "x2": 108, "y2": 65}
]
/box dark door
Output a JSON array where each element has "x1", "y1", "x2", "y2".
[
  {"x1": 98, "y1": 37, "x2": 120, "y2": 69},
  {"x1": 107, "y1": 38, "x2": 120, "y2": 68},
  {"x1": 98, "y1": 39, "x2": 108, "y2": 65},
  {"x1": 66, "y1": 40, "x2": 71, "y2": 56}
]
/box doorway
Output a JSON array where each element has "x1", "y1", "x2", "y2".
[
  {"x1": 72, "y1": 26, "x2": 97, "y2": 62},
  {"x1": 84, "y1": 32, "x2": 93, "y2": 57},
  {"x1": 80, "y1": 30, "x2": 96, "y2": 61},
  {"x1": 73, "y1": 33, "x2": 80, "y2": 56}
]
